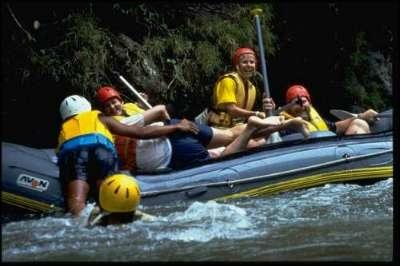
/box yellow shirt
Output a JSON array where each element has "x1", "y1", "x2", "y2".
[
  {"x1": 211, "y1": 72, "x2": 256, "y2": 127},
  {"x1": 213, "y1": 72, "x2": 256, "y2": 111}
]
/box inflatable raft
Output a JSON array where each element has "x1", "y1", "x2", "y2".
[{"x1": 1, "y1": 109, "x2": 393, "y2": 218}]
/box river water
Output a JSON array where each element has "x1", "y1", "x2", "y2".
[{"x1": 1, "y1": 178, "x2": 393, "y2": 262}]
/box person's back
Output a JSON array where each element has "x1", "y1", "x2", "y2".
[
  {"x1": 58, "y1": 110, "x2": 116, "y2": 157},
  {"x1": 58, "y1": 93, "x2": 200, "y2": 217},
  {"x1": 57, "y1": 95, "x2": 118, "y2": 217}
]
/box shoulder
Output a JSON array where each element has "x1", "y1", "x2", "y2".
[
  {"x1": 217, "y1": 74, "x2": 237, "y2": 87},
  {"x1": 98, "y1": 112, "x2": 112, "y2": 124}
]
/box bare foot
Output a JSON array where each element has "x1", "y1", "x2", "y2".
[
  {"x1": 247, "y1": 115, "x2": 284, "y2": 139},
  {"x1": 247, "y1": 115, "x2": 282, "y2": 129},
  {"x1": 282, "y1": 117, "x2": 310, "y2": 138}
]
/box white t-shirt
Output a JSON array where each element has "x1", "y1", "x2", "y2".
[{"x1": 120, "y1": 114, "x2": 172, "y2": 171}]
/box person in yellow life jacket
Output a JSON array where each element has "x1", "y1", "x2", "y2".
[
  {"x1": 57, "y1": 95, "x2": 199, "y2": 217},
  {"x1": 96, "y1": 86, "x2": 171, "y2": 126},
  {"x1": 209, "y1": 47, "x2": 267, "y2": 129},
  {"x1": 96, "y1": 87, "x2": 310, "y2": 171},
  {"x1": 262, "y1": 84, "x2": 378, "y2": 135}
]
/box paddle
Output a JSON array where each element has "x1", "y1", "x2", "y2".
[
  {"x1": 251, "y1": 8, "x2": 282, "y2": 143},
  {"x1": 118, "y1": 75, "x2": 153, "y2": 110},
  {"x1": 330, "y1": 109, "x2": 392, "y2": 120}
]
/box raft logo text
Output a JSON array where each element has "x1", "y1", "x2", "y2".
[{"x1": 17, "y1": 174, "x2": 49, "y2": 192}]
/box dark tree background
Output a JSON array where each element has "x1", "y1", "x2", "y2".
[{"x1": 1, "y1": 2, "x2": 397, "y2": 148}]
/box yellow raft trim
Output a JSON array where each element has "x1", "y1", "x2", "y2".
[
  {"x1": 216, "y1": 166, "x2": 393, "y2": 201},
  {"x1": 2, "y1": 191, "x2": 63, "y2": 213}
]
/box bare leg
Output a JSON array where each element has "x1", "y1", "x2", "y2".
[
  {"x1": 344, "y1": 119, "x2": 370, "y2": 135},
  {"x1": 220, "y1": 116, "x2": 281, "y2": 156},
  {"x1": 209, "y1": 116, "x2": 309, "y2": 151},
  {"x1": 66, "y1": 180, "x2": 90, "y2": 217},
  {"x1": 207, "y1": 127, "x2": 236, "y2": 148},
  {"x1": 251, "y1": 116, "x2": 310, "y2": 139},
  {"x1": 207, "y1": 123, "x2": 251, "y2": 148}
]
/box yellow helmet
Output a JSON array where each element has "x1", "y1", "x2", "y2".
[{"x1": 99, "y1": 174, "x2": 141, "y2": 213}]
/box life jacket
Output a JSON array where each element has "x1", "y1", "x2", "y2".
[
  {"x1": 210, "y1": 72, "x2": 256, "y2": 127},
  {"x1": 280, "y1": 106, "x2": 329, "y2": 132},
  {"x1": 57, "y1": 110, "x2": 116, "y2": 160},
  {"x1": 112, "y1": 102, "x2": 144, "y2": 121},
  {"x1": 114, "y1": 135, "x2": 137, "y2": 170},
  {"x1": 111, "y1": 103, "x2": 143, "y2": 170}
]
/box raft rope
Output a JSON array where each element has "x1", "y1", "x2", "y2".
[
  {"x1": 2, "y1": 191, "x2": 63, "y2": 213},
  {"x1": 141, "y1": 149, "x2": 392, "y2": 197},
  {"x1": 2, "y1": 150, "x2": 392, "y2": 211},
  {"x1": 217, "y1": 165, "x2": 392, "y2": 200}
]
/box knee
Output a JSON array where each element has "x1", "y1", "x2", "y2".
[
  {"x1": 159, "y1": 105, "x2": 170, "y2": 120},
  {"x1": 346, "y1": 118, "x2": 370, "y2": 134},
  {"x1": 153, "y1": 105, "x2": 170, "y2": 120},
  {"x1": 352, "y1": 118, "x2": 370, "y2": 130}
]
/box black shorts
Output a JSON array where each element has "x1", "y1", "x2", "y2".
[
  {"x1": 59, "y1": 146, "x2": 118, "y2": 189},
  {"x1": 166, "y1": 119, "x2": 213, "y2": 169}
]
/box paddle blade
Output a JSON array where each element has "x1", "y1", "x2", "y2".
[{"x1": 329, "y1": 109, "x2": 356, "y2": 120}]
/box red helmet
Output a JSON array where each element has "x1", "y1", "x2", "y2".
[
  {"x1": 286, "y1": 85, "x2": 311, "y2": 103},
  {"x1": 96, "y1": 86, "x2": 122, "y2": 104},
  {"x1": 232, "y1": 47, "x2": 256, "y2": 66}
]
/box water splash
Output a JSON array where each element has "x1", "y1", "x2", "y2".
[
  {"x1": 142, "y1": 201, "x2": 260, "y2": 242},
  {"x1": 2, "y1": 179, "x2": 393, "y2": 261}
]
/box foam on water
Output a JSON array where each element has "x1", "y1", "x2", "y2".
[
  {"x1": 146, "y1": 201, "x2": 260, "y2": 242},
  {"x1": 2, "y1": 178, "x2": 393, "y2": 261}
]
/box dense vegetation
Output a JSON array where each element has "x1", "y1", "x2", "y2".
[{"x1": 2, "y1": 2, "x2": 395, "y2": 147}]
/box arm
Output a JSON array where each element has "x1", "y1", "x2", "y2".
[
  {"x1": 142, "y1": 105, "x2": 171, "y2": 125},
  {"x1": 334, "y1": 118, "x2": 357, "y2": 135},
  {"x1": 215, "y1": 78, "x2": 265, "y2": 119},
  {"x1": 334, "y1": 109, "x2": 377, "y2": 135},
  {"x1": 100, "y1": 115, "x2": 199, "y2": 139},
  {"x1": 262, "y1": 96, "x2": 276, "y2": 112},
  {"x1": 225, "y1": 103, "x2": 265, "y2": 119}
]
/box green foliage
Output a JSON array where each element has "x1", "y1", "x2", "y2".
[
  {"x1": 344, "y1": 32, "x2": 392, "y2": 111},
  {"x1": 30, "y1": 12, "x2": 112, "y2": 99},
  {"x1": 27, "y1": 3, "x2": 277, "y2": 116}
]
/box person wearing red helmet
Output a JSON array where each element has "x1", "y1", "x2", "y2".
[
  {"x1": 96, "y1": 86, "x2": 166, "y2": 123},
  {"x1": 96, "y1": 85, "x2": 309, "y2": 171},
  {"x1": 208, "y1": 47, "x2": 267, "y2": 130},
  {"x1": 263, "y1": 84, "x2": 378, "y2": 135}
]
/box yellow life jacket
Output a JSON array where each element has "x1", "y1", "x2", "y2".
[
  {"x1": 111, "y1": 102, "x2": 143, "y2": 170},
  {"x1": 112, "y1": 102, "x2": 144, "y2": 121},
  {"x1": 280, "y1": 106, "x2": 329, "y2": 132},
  {"x1": 57, "y1": 110, "x2": 115, "y2": 159},
  {"x1": 210, "y1": 72, "x2": 256, "y2": 127}
]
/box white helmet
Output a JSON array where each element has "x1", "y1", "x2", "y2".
[{"x1": 59, "y1": 95, "x2": 92, "y2": 120}]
